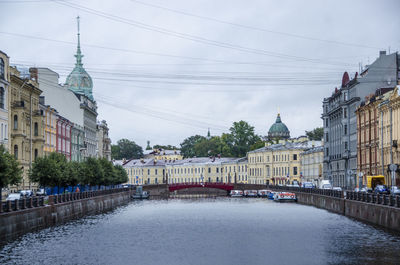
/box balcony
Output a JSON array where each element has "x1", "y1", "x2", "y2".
[{"x1": 12, "y1": 101, "x2": 25, "y2": 108}]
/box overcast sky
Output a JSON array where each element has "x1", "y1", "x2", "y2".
[{"x1": 1, "y1": 0, "x2": 399, "y2": 149}]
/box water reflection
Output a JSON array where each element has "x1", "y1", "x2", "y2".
[{"x1": 1, "y1": 198, "x2": 399, "y2": 265}]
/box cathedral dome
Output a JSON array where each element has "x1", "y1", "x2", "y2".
[{"x1": 268, "y1": 113, "x2": 290, "y2": 140}]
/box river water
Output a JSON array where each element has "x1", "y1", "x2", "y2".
[{"x1": 1, "y1": 198, "x2": 400, "y2": 265}]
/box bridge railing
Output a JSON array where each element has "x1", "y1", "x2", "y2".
[
  {"x1": 346, "y1": 191, "x2": 400, "y2": 208},
  {"x1": 0, "y1": 187, "x2": 132, "y2": 214},
  {"x1": 266, "y1": 185, "x2": 344, "y2": 198}
]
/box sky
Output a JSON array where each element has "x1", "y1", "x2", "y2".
[{"x1": 0, "y1": 0, "x2": 399, "y2": 149}]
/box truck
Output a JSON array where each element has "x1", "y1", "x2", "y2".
[
  {"x1": 366, "y1": 175, "x2": 385, "y2": 189},
  {"x1": 319, "y1": 180, "x2": 332, "y2": 190}
]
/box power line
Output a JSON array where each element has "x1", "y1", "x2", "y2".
[
  {"x1": 52, "y1": 0, "x2": 357, "y2": 67},
  {"x1": 129, "y1": 0, "x2": 382, "y2": 50}
]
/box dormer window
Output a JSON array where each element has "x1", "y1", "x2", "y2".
[{"x1": 0, "y1": 58, "x2": 4, "y2": 80}]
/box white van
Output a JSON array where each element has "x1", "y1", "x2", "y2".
[
  {"x1": 6, "y1": 193, "x2": 21, "y2": 201},
  {"x1": 320, "y1": 180, "x2": 332, "y2": 190}
]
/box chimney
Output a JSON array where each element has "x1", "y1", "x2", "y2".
[
  {"x1": 379, "y1": 50, "x2": 386, "y2": 57},
  {"x1": 29, "y1": 67, "x2": 38, "y2": 81}
]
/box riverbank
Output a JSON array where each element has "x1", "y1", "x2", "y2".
[{"x1": 0, "y1": 189, "x2": 132, "y2": 244}]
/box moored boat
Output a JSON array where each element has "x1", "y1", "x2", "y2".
[
  {"x1": 267, "y1": 191, "x2": 275, "y2": 200},
  {"x1": 230, "y1": 190, "x2": 244, "y2": 197},
  {"x1": 132, "y1": 186, "x2": 150, "y2": 200},
  {"x1": 244, "y1": 190, "x2": 258, "y2": 197},
  {"x1": 257, "y1": 189, "x2": 270, "y2": 197},
  {"x1": 273, "y1": 192, "x2": 297, "y2": 202}
]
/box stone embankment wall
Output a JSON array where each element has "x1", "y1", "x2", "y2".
[
  {"x1": 289, "y1": 192, "x2": 400, "y2": 232},
  {"x1": 0, "y1": 191, "x2": 131, "y2": 244}
]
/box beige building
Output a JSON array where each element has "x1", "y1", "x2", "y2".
[
  {"x1": 248, "y1": 138, "x2": 316, "y2": 185},
  {"x1": 9, "y1": 66, "x2": 44, "y2": 190},
  {"x1": 0, "y1": 51, "x2": 10, "y2": 151},
  {"x1": 378, "y1": 86, "x2": 400, "y2": 186},
  {"x1": 96, "y1": 120, "x2": 111, "y2": 161},
  {"x1": 300, "y1": 145, "x2": 323, "y2": 185}
]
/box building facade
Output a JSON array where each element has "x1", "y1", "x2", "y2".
[
  {"x1": 56, "y1": 116, "x2": 72, "y2": 161},
  {"x1": 300, "y1": 145, "x2": 323, "y2": 185},
  {"x1": 378, "y1": 87, "x2": 400, "y2": 186},
  {"x1": 9, "y1": 66, "x2": 44, "y2": 190},
  {"x1": 144, "y1": 148, "x2": 183, "y2": 161},
  {"x1": 96, "y1": 120, "x2": 111, "y2": 161},
  {"x1": 71, "y1": 124, "x2": 84, "y2": 162},
  {"x1": 39, "y1": 97, "x2": 57, "y2": 156},
  {"x1": 322, "y1": 51, "x2": 399, "y2": 189},
  {"x1": 0, "y1": 50, "x2": 10, "y2": 151}
]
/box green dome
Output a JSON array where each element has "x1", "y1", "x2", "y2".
[
  {"x1": 268, "y1": 113, "x2": 290, "y2": 139},
  {"x1": 65, "y1": 18, "x2": 94, "y2": 101}
]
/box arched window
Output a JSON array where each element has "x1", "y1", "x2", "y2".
[
  {"x1": 14, "y1": 145, "x2": 18, "y2": 159},
  {"x1": 13, "y1": 115, "x2": 18, "y2": 130},
  {"x1": 0, "y1": 87, "x2": 4, "y2": 109},
  {"x1": 0, "y1": 58, "x2": 4, "y2": 80},
  {"x1": 34, "y1": 122, "x2": 38, "y2": 136},
  {"x1": 34, "y1": 149, "x2": 38, "y2": 160}
]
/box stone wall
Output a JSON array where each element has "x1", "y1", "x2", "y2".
[{"x1": 0, "y1": 191, "x2": 131, "y2": 244}]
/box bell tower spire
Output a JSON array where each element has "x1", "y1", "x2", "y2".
[{"x1": 75, "y1": 16, "x2": 83, "y2": 67}]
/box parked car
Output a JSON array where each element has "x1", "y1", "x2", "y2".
[
  {"x1": 374, "y1": 185, "x2": 389, "y2": 194},
  {"x1": 332, "y1": 187, "x2": 342, "y2": 191},
  {"x1": 302, "y1": 182, "x2": 314, "y2": 188},
  {"x1": 6, "y1": 193, "x2": 21, "y2": 201},
  {"x1": 36, "y1": 188, "x2": 46, "y2": 196},
  {"x1": 389, "y1": 186, "x2": 400, "y2": 196},
  {"x1": 20, "y1": 190, "x2": 33, "y2": 197}
]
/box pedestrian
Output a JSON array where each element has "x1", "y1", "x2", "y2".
[{"x1": 75, "y1": 186, "x2": 80, "y2": 193}]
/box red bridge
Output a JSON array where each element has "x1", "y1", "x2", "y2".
[{"x1": 168, "y1": 182, "x2": 234, "y2": 192}]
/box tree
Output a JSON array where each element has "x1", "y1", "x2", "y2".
[
  {"x1": 153, "y1": 144, "x2": 179, "y2": 150},
  {"x1": 30, "y1": 153, "x2": 65, "y2": 192},
  {"x1": 306, "y1": 127, "x2": 324, "y2": 141},
  {"x1": 229, "y1": 121, "x2": 261, "y2": 157},
  {"x1": 111, "y1": 139, "x2": 143, "y2": 160},
  {"x1": 98, "y1": 158, "x2": 115, "y2": 187},
  {"x1": 0, "y1": 145, "x2": 23, "y2": 202},
  {"x1": 114, "y1": 165, "x2": 128, "y2": 185},
  {"x1": 83, "y1": 157, "x2": 104, "y2": 189},
  {"x1": 180, "y1": 135, "x2": 207, "y2": 158}
]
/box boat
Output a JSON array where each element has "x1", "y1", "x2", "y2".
[
  {"x1": 267, "y1": 191, "x2": 275, "y2": 200},
  {"x1": 273, "y1": 192, "x2": 297, "y2": 202},
  {"x1": 257, "y1": 189, "x2": 270, "y2": 197},
  {"x1": 132, "y1": 186, "x2": 150, "y2": 200},
  {"x1": 244, "y1": 190, "x2": 258, "y2": 197},
  {"x1": 230, "y1": 190, "x2": 244, "y2": 197}
]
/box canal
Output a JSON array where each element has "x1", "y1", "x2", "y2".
[{"x1": 1, "y1": 198, "x2": 400, "y2": 265}]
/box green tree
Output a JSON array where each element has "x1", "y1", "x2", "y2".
[
  {"x1": 250, "y1": 138, "x2": 266, "y2": 151},
  {"x1": 153, "y1": 144, "x2": 179, "y2": 150},
  {"x1": 83, "y1": 157, "x2": 104, "y2": 189},
  {"x1": 306, "y1": 127, "x2": 324, "y2": 141},
  {"x1": 98, "y1": 158, "x2": 115, "y2": 187},
  {"x1": 193, "y1": 136, "x2": 231, "y2": 157},
  {"x1": 114, "y1": 165, "x2": 128, "y2": 185},
  {"x1": 0, "y1": 145, "x2": 23, "y2": 202},
  {"x1": 229, "y1": 121, "x2": 261, "y2": 157},
  {"x1": 111, "y1": 139, "x2": 143, "y2": 160},
  {"x1": 180, "y1": 135, "x2": 207, "y2": 158},
  {"x1": 30, "y1": 152, "x2": 67, "y2": 192}
]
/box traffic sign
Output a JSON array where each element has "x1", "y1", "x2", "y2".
[{"x1": 389, "y1": 164, "x2": 398, "y2": 172}]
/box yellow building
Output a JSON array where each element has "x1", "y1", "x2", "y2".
[
  {"x1": 222, "y1": 157, "x2": 248, "y2": 184},
  {"x1": 9, "y1": 66, "x2": 44, "y2": 191},
  {"x1": 378, "y1": 86, "x2": 400, "y2": 186},
  {"x1": 39, "y1": 98, "x2": 57, "y2": 155},
  {"x1": 248, "y1": 138, "x2": 315, "y2": 185},
  {"x1": 124, "y1": 158, "x2": 166, "y2": 185}
]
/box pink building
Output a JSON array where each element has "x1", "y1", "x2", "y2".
[{"x1": 56, "y1": 116, "x2": 72, "y2": 161}]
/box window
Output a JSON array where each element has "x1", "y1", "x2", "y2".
[
  {"x1": 13, "y1": 115, "x2": 18, "y2": 130},
  {"x1": 293, "y1": 154, "x2": 297, "y2": 161},
  {"x1": 325, "y1": 133, "x2": 329, "y2": 142},
  {"x1": 147, "y1": 169, "x2": 150, "y2": 175},
  {"x1": 14, "y1": 145, "x2": 18, "y2": 159},
  {"x1": 208, "y1": 168, "x2": 211, "y2": 173},
  {"x1": 34, "y1": 122, "x2": 38, "y2": 136},
  {"x1": 325, "y1": 119, "x2": 328, "y2": 127},
  {"x1": 216, "y1": 167, "x2": 219, "y2": 173},
  {"x1": 155, "y1": 169, "x2": 158, "y2": 175},
  {"x1": 344, "y1": 142, "x2": 348, "y2": 151},
  {"x1": 343, "y1": 108, "x2": 347, "y2": 118},
  {"x1": 0, "y1": 87, "x2": 4, "y2": 109},
  {"x1": 344, "y1": 125, "x2": 347, "y2": 135},
  {"x1": 34, "y1": 149, "x2": 38, "y2": 160},
  {"x1": 293, "y1": 167, "x2": 298, "y2": 175},
  {"x1": 0, "y1": 58, "x2": 4, "y2": 80}
]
